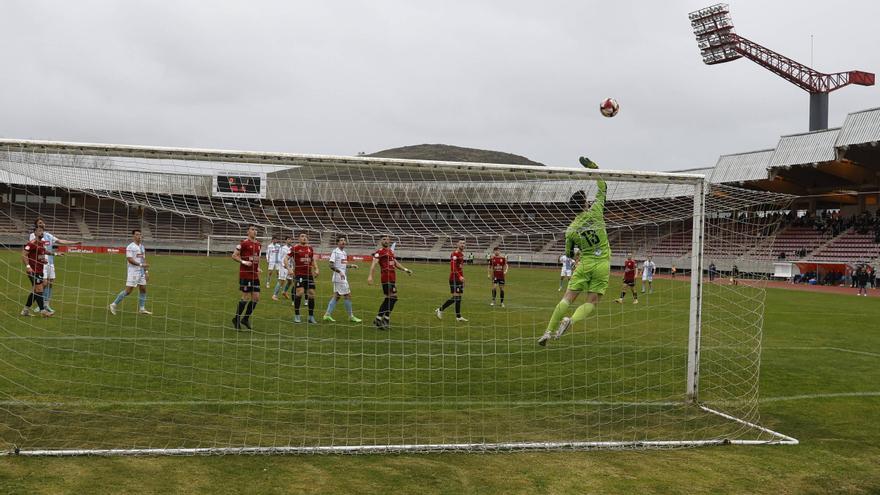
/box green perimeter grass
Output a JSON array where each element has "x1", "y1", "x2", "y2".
[{"x1": 0, "y1": 251, "x2": 878, "y2": 493}]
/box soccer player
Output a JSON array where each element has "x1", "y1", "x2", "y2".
[
  {"x1": 641, "y1": 255, "x2": 656, "y2": 294},
  {"x1": 558, "y1": 253, "x2": 575, "y2": 291},
  {"x1": 367, "y1": 235, "x2": 412, "y2": 329},
  {"x1": 614, "y1": 252, "x2": 639, "y2": 305},
  {"x1": 286, "y1": 232, "x2": 319, "y2": 324},
  {"x1": 488, "y1": 246, "x2": 508, "y2": 307},
  {"x1": 109, "y1": 229, "x2": 152, "y2": 316},
  {"x1": 231, "y1": 224, "x2": 262, "y2": 330},
  {"x1": 265, "y1": 235, "x2": 282, "y2": 288},
  {"x1": 435, "y1": 239, "x2": 468, "y2": 322},
  {"x1": 272, "y1": 235, "x2": 293, "y2": 300},
  {"x1": 731, "y1": 264, "x2": 740, "y2": 286},
  {"x1": 21, "y1": 225, "x2": 53, "y2": 317},
  {"x1": 539, "y1": 156, "x2": 610, "y2": 346},
  {"x1": 323, "y1": 235, "x2": 363, "y2": 323},
  {"x1": 27, "y1": 217, "x2": 80, "y2": 313}
]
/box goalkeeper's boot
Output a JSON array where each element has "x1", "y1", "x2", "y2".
[
  {"x1": 293, "y1": 315, "x2": 302, "y2": 324},
  {"x1": 232, "y1": 316, "x2": 241, "y2": 330},
  {"x1": 240, "y1": 317, "x2": 252, "y2": 330},
  {"x1": 308, "y1": 316, "x2": 318, "y2": 324},
  {"x1": 537, "y1": 330, "x2": 552, "y2": 347},
  {"x1": 555, "y1": 317, "x2": 572, "y2": 340},
  {"x1": 349, "y1": 315, "x2": 363, "y2": 323},
  {"x1": 323, "y1": 314, "x2": 336, "y2": 323},
  {"x1": 578, "y1": 156, "x2": 599, "y2": 169}
]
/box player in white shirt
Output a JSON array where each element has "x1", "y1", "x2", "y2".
[
  {"x1": 109, "y1": 229, "x2": 152, "y2": 315},
  {"x1": 641, "y1": 255, "x2": 656, "y2": 294},
  {"x1": 272, "y1": 235, "x2": 293, "y2": 300},
  {"x1": 558, "y1": 250, "x2": 578, "y2": 291},
  {"x1": 322, "y1": 235, "x2": 362, "y2": 323},
  {"x1": 28, "y1": 217, "x2": 81, "y2": 313},
  {"x1": 265, "y1": 236, "x2": 282, "y2": 288}
]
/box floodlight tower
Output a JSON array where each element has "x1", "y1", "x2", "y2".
[{"x1": 688, "y1": 4, "x2": 875, "y2": 131}]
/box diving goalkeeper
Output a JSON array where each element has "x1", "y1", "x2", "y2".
[{"x1": 538, "y1": 156, "x2": 611, "y2": 346}]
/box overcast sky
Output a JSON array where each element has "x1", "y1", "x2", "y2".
[{"x1": 1, "y1": 0, "x2": 878, "y2": 171}]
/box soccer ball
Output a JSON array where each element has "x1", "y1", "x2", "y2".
[{"x1": 599, "y1": 97, "x2": 619, "y2": 118}]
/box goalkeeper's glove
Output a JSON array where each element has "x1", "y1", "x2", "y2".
[{"x1": 579, "y1": 156, "x2": 599, "y2": 169}]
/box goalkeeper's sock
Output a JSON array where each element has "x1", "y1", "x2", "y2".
[
  {"x1": 113, "y1": 291, "x2": 128, "y2": 305},
  {"x1": 325, "y1": 297, "x2": 338, "y2": 316},
  {"x1": 138, "y1": 292, "x2": 147, "y2": 310},
  {"x1": 43, "y1": 286, "x2": 53, "y2": 305},
  {"x1": 440, "y1": 298, "x2": 455, "y2": 311},
  {"x1": 307, "y1": 297, "x2": 315, "y2": 316},
  {"x1": 343, "y1": 299, "x2": 353, "y2": 317},
  {"x1": 570, "y1": 302, "x2": 595, "y2": 324},
  {"x1": 546, "y1": 299, "x2": 571, "y2": 332},
  {"x1": 236, "y1": 300, "x2": 247, "y2": 316},
  {"x1": 500, "y1": 289, "x2": 504, "y2": 304},
  {"x1": 244, "y1": 301, "x2": 257, "y2": 317},
  {"x1": 293, "y1": 295, "x2": 302, "y2": 315}
]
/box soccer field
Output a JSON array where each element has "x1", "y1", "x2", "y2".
[{"x1": 1, "y1": 251, "x2": 879, "y2": 493}]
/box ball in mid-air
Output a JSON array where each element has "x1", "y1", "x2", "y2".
[{"x1": 599, "y1": 97, "x2": 619, "y2": 117}]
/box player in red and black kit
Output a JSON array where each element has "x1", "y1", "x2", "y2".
[
  {"x1": 285, "y1": 232, "x2": 319, "y2": 324},
  {"x1": 614, "y1": 251, "x2": 639, "y2": 305},
  {"x1": 21, "y1": 225, "x2": 53, "y2": 317},
  {"x1": 367, "y1": 235, "x2": 412, "y2": 329},
  {"x1": 231, "y1": 224, "x2": 262, "y2": 330},
  {"x1": 488, "y1": 246, "x2": 508, "y2": 307},
  {"x1": 435, "y1": 239, "x2": 468, "y2": 322}
]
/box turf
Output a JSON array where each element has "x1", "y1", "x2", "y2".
[{"x1": 0, "y1": 251, "x2": 878, "y2": 494}]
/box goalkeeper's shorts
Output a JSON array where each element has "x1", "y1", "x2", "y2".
[{"x1": 567, "y1": 259, "x2": 610, "y2": 295}]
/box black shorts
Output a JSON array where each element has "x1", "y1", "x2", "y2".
[
  {"x1": 623, "y1": 279, "x2": 635, "y2": 287},
  {"x1": 239, "y1": 278, "x2": 261, "y2": 293},
  {"x1": 449, "y1": 280, "x2": 464, "y2": 294},
  {"x1": 382, "y1": 282, "x2": 397, "y2": 297},
  {"x1": 492, "y1": 277, "x2": 505, "y2": 285},
  {"x1": 28, "y1": 273, "x2": 44, "y2": 286},
  {"x1": 295, "y1": 275, "x2": 316, "y2": 290}
]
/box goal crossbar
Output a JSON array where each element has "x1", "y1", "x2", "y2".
[{"x1": 0, "y1": 138, "x2": 705, "y2": 185}]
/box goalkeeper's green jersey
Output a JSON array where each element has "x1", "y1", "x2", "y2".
[{"x1": 564, "y1": 178, "x2": 611, "y2": 261}]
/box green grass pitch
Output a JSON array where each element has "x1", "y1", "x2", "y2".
[{"x1": 0, "y1": 251, "x2": 878, "y2": 493}]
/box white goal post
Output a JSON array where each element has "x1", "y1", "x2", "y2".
[{"x1": 0, "y1": 139, "x2": 797, "y2": 455}]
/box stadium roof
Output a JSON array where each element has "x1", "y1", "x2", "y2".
[
  {"x1": 769, "y1": 128, "x2": 840, "y2": 168},
  {"x1": 710, "y1": 150, "x2": 774, "y2": 184},
  {"x1": 837, "y1": 107, "x2": 880, "y2": 147}
]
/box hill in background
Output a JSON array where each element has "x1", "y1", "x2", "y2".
[{"x1": 367, "y1": 144, "x2": 544, "y2": 166}]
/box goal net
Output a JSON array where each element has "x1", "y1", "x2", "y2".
[{"x1": 0, "y1": 140, "x2": 797, "y2": 455}]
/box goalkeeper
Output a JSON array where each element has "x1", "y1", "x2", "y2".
[{"x1": 539, "y1": 156, "x2": 611, "y2": 346}]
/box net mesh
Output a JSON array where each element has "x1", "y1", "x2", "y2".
[{"x1": 0, "y1": 143, "x2": 794, "y2": 454}]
